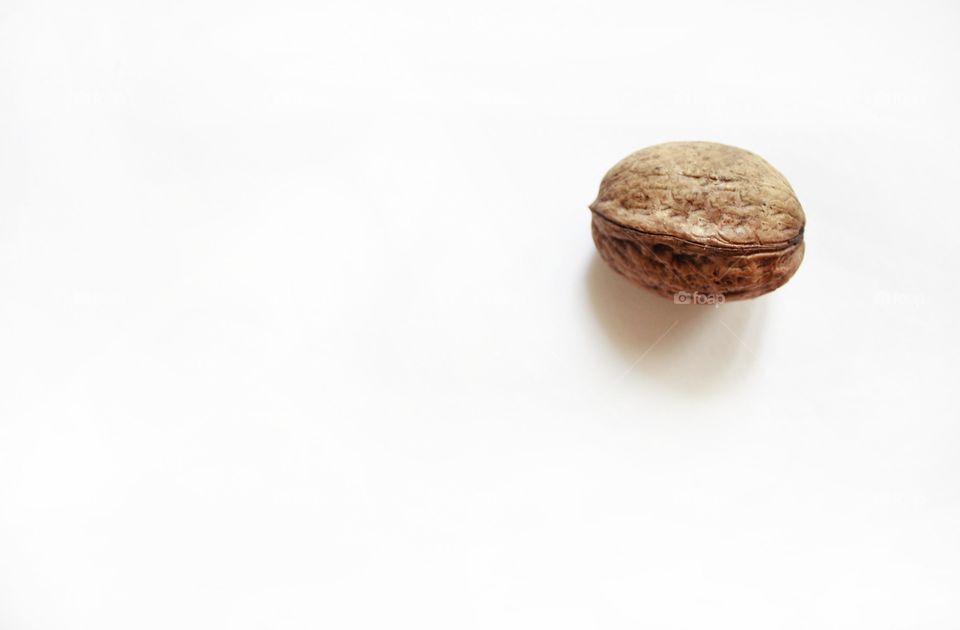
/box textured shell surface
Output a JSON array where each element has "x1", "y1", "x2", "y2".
[
  {"x1": 590, "y1": 142, "x2": 805, "y2": 301},
  {"x1": 590, "y1": 141, "x2": 804, "y2": 250}
]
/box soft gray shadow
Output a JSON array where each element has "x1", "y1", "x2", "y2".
[{"x1": 585, "y1": 254, "x2": 768, "y2": 394}]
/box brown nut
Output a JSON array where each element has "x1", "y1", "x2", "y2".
[{"x1": 590, "y1": 141, "x2": 805, "y2": 301}]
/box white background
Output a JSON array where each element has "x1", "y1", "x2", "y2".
[{"x1": 1, "y1": 0, "x2": 958, "y2": 628}]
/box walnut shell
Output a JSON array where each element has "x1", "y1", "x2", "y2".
[{"x1": 590, "y1": 141, "x2": 805, "y2": 301}]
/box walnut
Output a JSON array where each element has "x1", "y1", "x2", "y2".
[{"x1": 590, "y1": 142, "x2": 805, "y2": 301}]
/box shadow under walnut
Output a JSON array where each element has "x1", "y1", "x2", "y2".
[{"x1": 584, "y1": 254, "x2": 767, "y2": 394}]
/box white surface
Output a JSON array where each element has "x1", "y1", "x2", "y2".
[{"x1": 1, "y1": 1, "x2": 959, "y2": 628}]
